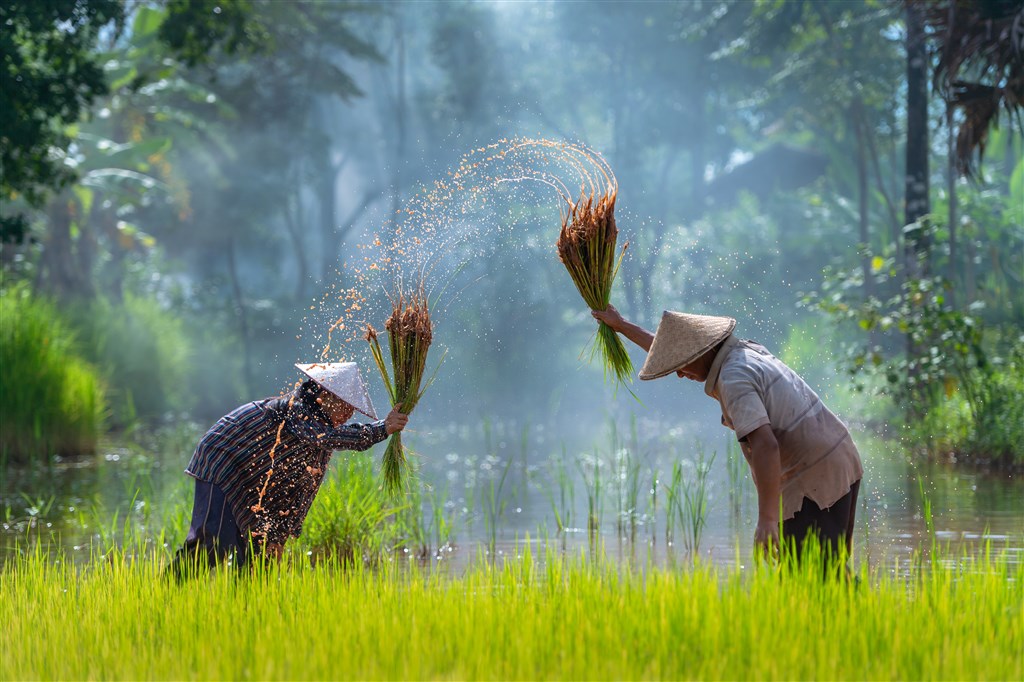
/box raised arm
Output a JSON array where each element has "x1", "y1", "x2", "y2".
[{"x1": 591, "y1": 304, "x2": 655, "y2": 352}]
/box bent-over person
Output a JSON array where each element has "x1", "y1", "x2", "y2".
[
  {"x1": 593, "y1": 305, "x2": 863, "y2": 568},
  {"x1": 168, "y1": 362, "x2": 407, "y2": 578}
]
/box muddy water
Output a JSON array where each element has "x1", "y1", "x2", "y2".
[{"x1": 2, "y1": 422, "x2": 1020, "y2": 573}]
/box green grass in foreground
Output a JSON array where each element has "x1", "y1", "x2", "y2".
[{"x1": 1, "y1": 545, "x2": 1020, "y2": 681}]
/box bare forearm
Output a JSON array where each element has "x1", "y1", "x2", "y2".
[
  {"x1": 747, "y1": 437, "x2": 781, "y2": 524},
  {"x1": 612, "y1": 320, "x2": 654, "y2": 352},
  {"x1": 743, "y1": 424, "x2": 782, "y2": 551}
]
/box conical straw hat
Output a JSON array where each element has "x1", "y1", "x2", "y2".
[
  {"x1": 295, "y1": 362, "x2": 378, "y2": 420},
  {"x1": 638, "y1": 311, "x2": 736, "y2": 380}
]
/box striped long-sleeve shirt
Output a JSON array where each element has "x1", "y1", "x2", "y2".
[{"x1": 185, "y1": 393, "x2": 388, "y2": 544}]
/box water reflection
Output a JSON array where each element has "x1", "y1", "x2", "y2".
[{"x1": 2, "y1": 420, "x2": 1021, "y2": 574}]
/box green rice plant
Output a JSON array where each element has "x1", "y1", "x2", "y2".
[
  {"x1": 426, "y1": 485, "x2": 456, "y2": 553},
  {"x1": 396, "y1": 479, "x2": 429, "y2": 557},
  {"x1": 460, "y1": 453, "x2": 479, "y2": 534},
  {"x1": 299, "y1": 455, "x2": 408, "y2": 566},
  {"x1": 915, "y1": 474, "x2": 940, "y2": 572},
  {"x1": 0, "y1": 284, "x2": 106, "y2": 463},
  {"x1": 681, "y1": 446, "x2": 716, "y2": 555},
  {"x1": 663, "y1": 459, "x2": 684, "y2": 543},
  {"x1": 17, "y1": 493, "x2": 57, "y2": 520},
  {"x1": 542, "y1": 446, "x2": 575, "y2": 533},
  {"x1": 482, "y1": 455, "x2": 513, "y2": 556},
  {"x1": 517, "y1": 423, "x2": 530, "y2": 508},
  {"x1": 647, "y1": 463, "x2": 659, "y2": 539},
  {"x1": 575, "y1": 450, "x2": 604, "y2": 537},
  {"x1": 1, "y1": 541, "x2": 1020, "y2": 681},
  {"x1": 608, "y1": 421, "x2": 642, "y2": 538},
  {"x1": 396, "y1": 480, "x2": 456, "y2": 559},
  {"x1": 725, "y1": 437, "x2": 745, "y2": 516}
]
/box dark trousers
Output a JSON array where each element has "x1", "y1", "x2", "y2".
[
  {"x1": 783, "y1": 479, "x2": 861, "y2": 563},
  {"x1": 167, "y1": 479, "x2": 249, "y2": 579}
]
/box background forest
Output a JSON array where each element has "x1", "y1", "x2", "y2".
[{"x1": 2, "y1": 0, "x2": 1022, "y2": 472}]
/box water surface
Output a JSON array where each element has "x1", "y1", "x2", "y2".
[{"x1": 2, "y1": 420, "x2": 1020, "y2": 574}]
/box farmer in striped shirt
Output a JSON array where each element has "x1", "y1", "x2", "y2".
[
  {"x1": 593, "y1": 306, "x2": 863, "y2": 566},
  {"x1": 168, "y1": 362, "x2": 408, "y2": 577}
]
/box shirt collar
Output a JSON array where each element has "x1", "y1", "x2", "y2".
[{"x1": 704, "y1": 334, "x2": 739, "y2": 398}]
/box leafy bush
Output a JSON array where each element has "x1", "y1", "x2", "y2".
[
  {"x1": 0, "y1": 284, "x2": 106, "y2": 463},
  {"x1": 299, "y1": 454, "x2": 409, "y2": 566},
  {"x1": 804, "y1": 218, "x2": 1023, "y2": 468},
  {"x1": 69, "y1": 292, "x2": 193, "y2": 426},
  {"x1": 966, "y1": 338, "x2": 1024, "y2": 465}
]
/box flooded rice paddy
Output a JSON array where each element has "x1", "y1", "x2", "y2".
[{"x1": 2, "y1": 419, "x2": 1021, "y2": 574}]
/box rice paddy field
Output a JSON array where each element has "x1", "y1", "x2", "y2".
[
  {"x1": 1, "y1": 542, "x2": 1021, "y2": 681},
  {"x1": 2, "y1": 422, "x2": 1022, "y2": 681}
]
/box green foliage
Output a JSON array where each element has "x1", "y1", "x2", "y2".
[
  {"x1": 299, "y1": 454, "x2": 409, "y2": 566},
  {"x1": 182, "y1": 312, "x2": 247, "y2": 421},
  {"x1": 0, "y1": 284, "x2": 105, "y2": 463},
  {"x1": 0, "y1": 0, "x2": 123, "y2": 207},
  {"x1": 804, "y1": 216, "x2": 1023, "y2": 466},
  {"x1": 68, "y1": 292, "x2": 193, "y2": 426},
  {"x1": 963, "y1": 338, "x2": 1024, "y2": 464},
  {"x1": 779, "y1": 318, "x2": 836, "y2": 390},
  {"x1": 158, "y1": 0, "x2": 265, "y2": 67}
]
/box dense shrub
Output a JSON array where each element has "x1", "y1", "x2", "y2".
[
  {"x1": 300, "y1": 454, "x2": 408, "y2": 565},
  {"x1": 805, "y1": 241, "x2": 1024, "y2": 469},
  {"x1": 965, "y1": 340, "x2": 1024, "y2": 466},
  {"x1": 0, "y1": 285, "x2": 106, "y2": 463},
  {"x1": 69, "y1": 293, "x2": 193, "y2": 426}
]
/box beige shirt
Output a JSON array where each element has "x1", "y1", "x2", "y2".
[{"x1": 705, "y1": 335, "x2": 863, "y2": 520}]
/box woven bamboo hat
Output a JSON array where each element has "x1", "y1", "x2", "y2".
[
  {"x1": 295, "y1": 362, "x2": 378, "y2": 419},
  {"x1": 638, "y1": 311, "x2": 736, "y2": 380}
]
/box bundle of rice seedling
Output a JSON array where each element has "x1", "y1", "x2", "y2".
[
  {"x1": 365, "y1": 291, "x2": 439, "y2": 493},
  {"x1": 557, "y1": 186, "x2": 633, "y2": 385},
  {"x1": 497, "y1": 139, "x2": 633, "y2": 386}
]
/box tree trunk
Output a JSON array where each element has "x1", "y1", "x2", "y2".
[
  {"x1": 37, "y1": 192, "x2": 91, "y2": 301},
  {"x1": 283, "y1": 178, "x2": 310, "y2": 302},
  {"x1": 317, "y1": 154, "x2": 343, "y2": 282},
  {"x1": 852, "y1": 100, "x2": 873, "y2": 302},
  {"x1": 905, "y1": 1, "x2": 931, "y2": 272},
  {"x1": 904, "y1": 1, "x2": 931, "y2": 413},
  {"x1": 331, "y1": 188, "x2": 381, "y2": 276},
  {"x1": 865, "y1": 116, "x2": 901, "y2": 252},
  {"x1": 946, "y1": 103, "x2": 958, "y2": 308},
  {"x1": 226, "y1": 237, "x2": 253, "y2": 395}
]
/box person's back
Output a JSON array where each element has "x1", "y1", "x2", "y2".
[{"x1": 709, "y1": 336, "x2": 863, "y2": 521}]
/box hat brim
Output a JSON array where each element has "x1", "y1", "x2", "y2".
[
  {"x1": 295, "y1": 362, "x2": 378, "y2": 420},
  {"x1": 637, "y1": 312, "x2": 736, "y2": 380}
]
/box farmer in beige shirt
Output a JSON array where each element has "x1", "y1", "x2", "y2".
[{"x1": 593, "y1": 305, "x2": 863, "y2": 562}]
